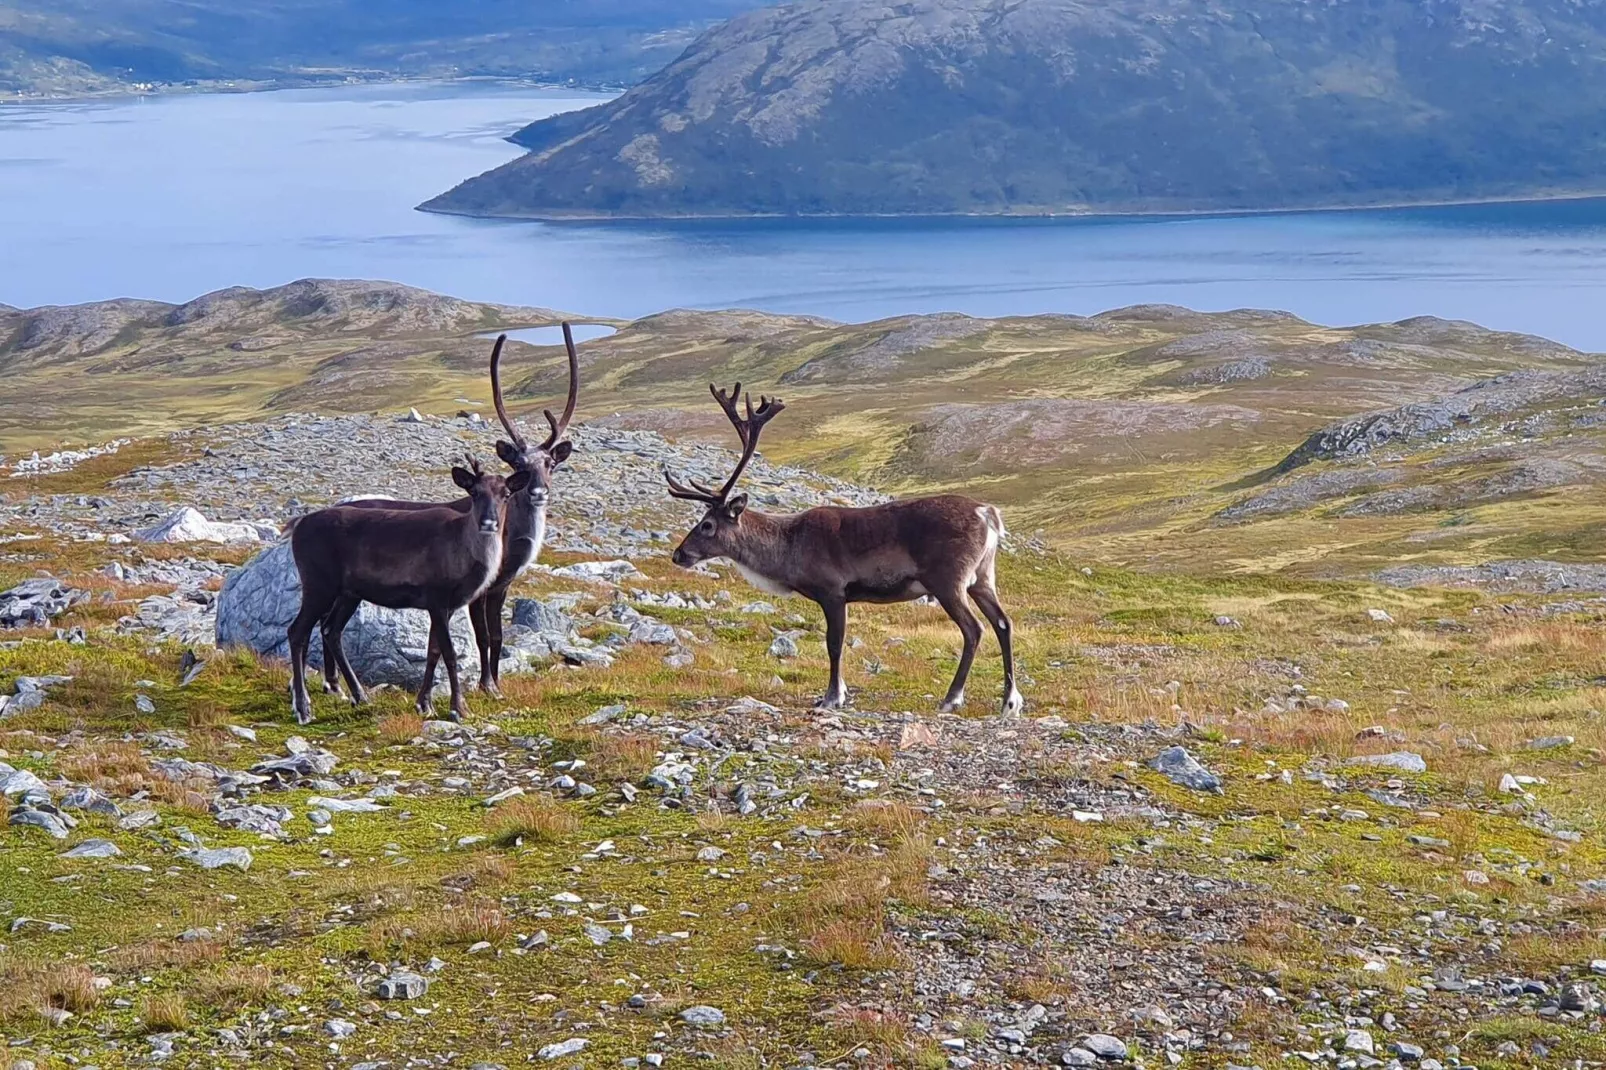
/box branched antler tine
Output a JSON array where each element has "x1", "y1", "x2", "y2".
[
  {"x1": 712, "y1": 389, "x2": 786, "y2": 502},
  {"x1": 488, "y1": 334, "x2": 527, "y2": 451},
  {"x1": 664, "y1": 467, "x2": 724, "y2": 504},
  {"x1": 540, "y1": 322, "x2": 582, "y2": 449}
]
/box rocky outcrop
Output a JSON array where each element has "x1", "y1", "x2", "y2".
[
  {"x1": 0, "y1": 577, "x2": 86, "y2": 629},
  {"x1": 1276, "y1": 366, "x2": 1606, "y2": 472}
]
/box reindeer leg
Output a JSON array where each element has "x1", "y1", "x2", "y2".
[
  {"x1": 431, "y1": 607, "x2": 468, "y2": 723},
  {"x1": 933, "y1": 583, "x2": 982, "y2": 714},
  {"x1": 323, "y1": 596, "x2": 367, "y2": 706},
  {"x1": 317, "y1": 597, "x2": 350, "y2": 696},
  {"x1": 968, "y1": 582, "x2": 1021, "y2": 716},
  {"x1": 484, "y1": 588, "x2": 509, "y2": 696},
  {"x1": 815, "y1": 596, "x2": 849, "y2": 710},
  {"x1": 287, "y1": 595, "x2": 331, "y2": 726},
  {"x1": 465, "y1": 591, "x2": 488, "y2": 690},
  {"x1": 415, "y1": 617, "x2": 442, "y2": 715}
]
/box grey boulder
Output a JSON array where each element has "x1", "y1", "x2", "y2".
[
  {"x1": 1149, "y1": 746, "x2": 1222, "y2": 794},
  {"x1": 215, "y1": 540, "x2": 482, "y2": 688}
]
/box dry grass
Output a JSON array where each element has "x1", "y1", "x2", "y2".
[
  {"x1": 582, "y1": 731, "x2": 660, "y2": 782},
  {"x1": 138, "y1": 992, "x2": 190, "y2": 1032},
  {"x1": 484, "y1": 796, "x2": 581, "y2": 846},
  {"x1": 366, "y1": 899, "x2": 511, "y2": 957},
  {"x1": 447, "y1": 853, "x2": 516, "y2": 889},
  {"x1": 57, "y1": 741, "x2": 152, "y2": 783},
  {"x1": 377, "y1": 711, "x2": 424, "y2": 745},
  {"x1": 190, "y1": 964, "x2": 278, "y2": 1013},
  {"x1": 0, "y1": 960, "x2": 100, "y2": 1024},
  {"x1": 803, "y1": 917, "x2": 904, "y2": 970},
  {"x1": 109, "y1": 936, "x2": 225, "y2": 973},
  {"x1": 846, "y1": 799, "x2": 925, "y2": 839}
]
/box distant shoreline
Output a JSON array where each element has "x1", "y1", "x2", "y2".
[
  {"x1": 0, "y1": 74, "x2": 625, "y2": 107},
  {"x1": 419, "y1": 188, "x2": 1606, "y2": 225}
]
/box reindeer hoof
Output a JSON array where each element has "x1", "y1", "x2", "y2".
[
  {"x1": 321, "y1": 681, "x2": 340, "y2": 696},
  {"x1": 938, "y1": 694, "x2": 965, "y2": 714},
  {"x1": 1001, "y1": 688, "x2": 1024, "y2": 717}
]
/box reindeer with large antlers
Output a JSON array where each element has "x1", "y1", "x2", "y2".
[
  {"x1": 666, "y1": 385, "x2": 1021, "y2": 715},
  {"x1": 315, "y1": 327, "x2": 578, "y2": 710}
]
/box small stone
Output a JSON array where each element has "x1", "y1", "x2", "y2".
[
  {"x1": 696, "y1": 845, "x2": 728, "y2": 863},
  {"x1": 1348, "y1": 751, "x2": 1427, "y2": 773},
  {"x1": 375, "y1": 972, "x2": 428, "y2": 1000},
  {"x1": 769, "y1": 633, "x2": 799, "y2": 659},
  {"x1": 1148, "y1": 746, "x2": 1222, "y2": 793},
  {"x1": 1367, "y1": 608, "x2": 1394, "y2": 623},
  {"x1": 1062, "y1": 1050, "x2": 1098, "y2": 1067},
  {"x1": 62, "y1": 838, "x2": 121, "y2": 858},
  {"x1": 1392, "y1": 1041, "x2": 1425, "y2": 1063},
  {"x1": 679, "y1": 1005, "x2": 726, "y2": 1027},
  {"x1": 1080, "y1": 1034, "x2": 1127, "y2": 1060},
  {"x1": 1343, "y1": 1030, "x2": 1375, "y2": 1055},
  {"x1": 179, "y1": 846, "x2": 253, "y2": 871},
  {"x1": 1528, "y1": 735, "x2": 1575, "y2": 750},
  {"x1": 537, "y1": 1038, "x2": 588, "y2": 1060},
  {"x1": 10, "y1": 809, "x2": 69, "y2": 839},
  {"x1": 584, "y1": 922, "x2": 612, "y2": 946},
  {"x1": 325, "y1": 1019, "x2": 357, "y2": 1038}
]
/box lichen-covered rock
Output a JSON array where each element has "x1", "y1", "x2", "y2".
[
  {"x1": 136, "y1": 506, "x2": 276, "y2": 544},
  {"x1": 215, "y1": 540, "x2": 481, "y2": 688},
  {"x1": 0, "y1": 577, "x2": 85, "y2": 629}
]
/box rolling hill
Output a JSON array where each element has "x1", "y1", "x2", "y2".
[
  {"x1": 7, "y1": 279, "x2": 1606, "y2": 580},
  {"x1": 424, "y1": 0, "x2": 1606, "y2": 219}
]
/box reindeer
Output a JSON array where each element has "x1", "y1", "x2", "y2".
[
  {"x1": 286, "y1": 459, "x2": 528, "y2": 725},
  {"x1": 317, "y1": 327, "x2": 578, "y2": 702},
  {"x1": 665, "y1": 385, "x2": 1021, "y2": 715}
]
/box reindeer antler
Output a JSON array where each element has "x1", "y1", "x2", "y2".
[
  {"x1": 540, "y1": 322, "x2": 580, "y2": 451},
  {"x1": 488, "y1": 335, "x2": 526, "y2": 452},
  {"x1": 663, "y1": 381, "x2": 786, "y2": 506},
  {"x1": 489, "y1": 323, "x2": 581, "y2": 455}
]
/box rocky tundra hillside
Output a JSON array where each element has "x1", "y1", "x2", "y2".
[
  {"x1": 424, "y1": 0, "x2": 1606, "y2": 218},
  {"x1": 4, "y1": 284, "x2": 1606, "y2": 1067}
]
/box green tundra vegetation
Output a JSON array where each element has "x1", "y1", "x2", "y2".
[{"x1": 2, "y1": 282, "x2": 1605, "y2": 1066}]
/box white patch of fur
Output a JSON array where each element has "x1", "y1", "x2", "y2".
[
  {"x1": 1003, "y1": 687, "x2": 1024, "y2": 717},
  {"x1": 973, "y1": 505, "x2": 1001, "y2": 588},
  {"x1": 471, "y1": 533, "x2": 504, "y2": 602},
  {"x1": 735, "y1": 562, "x2": 794, "y2": 597},
  {"x1": 513, "y1": 507, "x2": 547, "y2": 574}
]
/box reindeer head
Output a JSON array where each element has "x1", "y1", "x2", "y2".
[
  {"x1": 452, "y1": 457, "x2": 529, "y2": 534},
  {"x1": 665, "y1": 383, "x2": 785, "y2": 568},
  {"x1": 487, "y1": 324, "x2": 580, "y2": 506}
]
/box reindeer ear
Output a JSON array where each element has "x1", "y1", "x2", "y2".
[
  {"x1": 725, "y1": 494, "x2": 748, "y2": 520},
  {"x1": 494, "y1": 440, "x2": 522, "y2": 467},
  {"x1": 451, "y1": 466, "x2": 476, "y2": 491},
  {"x1": 549, "y1": 440, "x2": 573, "y2": 466},
  {"x1": 506, "y1": 470, "x2": 532, "y2": 494}
]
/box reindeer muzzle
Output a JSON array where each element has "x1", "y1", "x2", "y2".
[
  {"x1": 529, "y1": 487, "x2": 549, "y2": 505},
  {"x1": 480, "y1": 517, "x2": 499, "y2": 533}
]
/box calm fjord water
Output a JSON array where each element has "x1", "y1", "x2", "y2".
[{"x1": 4, "y1": 81, "x2": 1606, "y2": 349}]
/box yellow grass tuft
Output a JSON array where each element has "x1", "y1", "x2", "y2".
[
  {"x1": 484, "y1": 796, "x2": 581, "y2": 846},
  {"x1": 138, "y1": 992, "x2": 190, "y2": 1032}
]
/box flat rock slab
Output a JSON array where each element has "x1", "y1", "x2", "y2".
[
  {"x1": 62, "y1": 838, "x2": 121, "y2": 858},
  {"x1": 1149, "y1": 745, "x2": 1222, "y2": 794},
  {"x1": 180, "y1": 846, "x2": 253, "y2": 871},
  {"x1": 1348, "y1": 751, "x2": 1427, "y2": 773}
]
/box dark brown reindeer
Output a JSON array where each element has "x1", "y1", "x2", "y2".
[
  {"x1": 317, "y1": 327, "x2": 578, "y2": 703},
  {"x1": 665, "y1": 385, "x2": 1021, "y2": 715},
  {"x1": 287, "y1": 459, "x2": 528, "y2": 724}
]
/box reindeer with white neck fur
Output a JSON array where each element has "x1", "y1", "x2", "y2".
[{"x1": 665, "y1": 384, "x2": 1021, "y2": 715}]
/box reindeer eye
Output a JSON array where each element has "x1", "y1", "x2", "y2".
[{"x1": 699, "y1": 520, "x2": 716, "y2": 535}]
